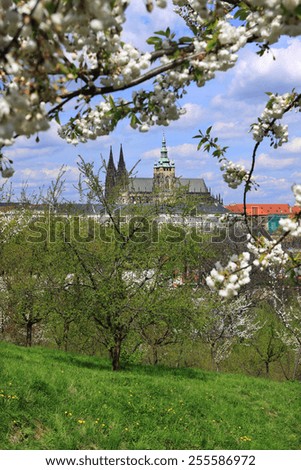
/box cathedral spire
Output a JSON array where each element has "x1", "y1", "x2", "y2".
[
  {"x1": 160, "y1": 133, "x2": 169, "y2": 164},
  {"x1": 116, "y1": 144, "x2": 128, "y2": 190},
  {"x1": 107, "y1": 146, "x2": 116, "y2": 171},
  {"x1": 154, "y1": 134, "x2": 175, "y2": 169},
  {"x1": 105, "y1": 146, "x2": 117, "y2": 199},
  {"x1": 117, "y1": 144, "x2": 126, "y2": 174}
]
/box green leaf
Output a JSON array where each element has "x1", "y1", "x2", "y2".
[
  {"x1": 206, "y1": 36, "x2": 218, "y2": 52},
  {"x1": 154, "y1": 30, "x2": 168, "y2": 37},
  {"x1": 109, "y1": 96, "x2": 115, "y2": 108},
  {"x1": 234, "y1": 7, "x2": 249, "y2": 21},
  {"x1": 146, "y1": 36, "x2": 162, "y2": 45},
  {"x1": 179, "y1": 36, "x2": 192, "y2": 44},
  {"x1": 54, "y1": 113, "x2": 61, "y2": 125}
]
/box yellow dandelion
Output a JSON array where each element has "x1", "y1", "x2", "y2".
[
  {"x1": 78, "y1": 419, "x2": 85, "y2": 425},
  {"x1": 240, "y1": 436, "x2": 252, "y2": 442}
]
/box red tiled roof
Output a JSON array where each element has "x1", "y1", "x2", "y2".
[
  {"x1": 291, "y1": 206, "x2": 301, "y2": 214},
  {"x1": 225, "y1": 204, "x2": 300, "y2": 216}
]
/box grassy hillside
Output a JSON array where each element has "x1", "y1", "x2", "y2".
[{"x1": 0, "y1": 341, "x2": 300, "y2": 450}]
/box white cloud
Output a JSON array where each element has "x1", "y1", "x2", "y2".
[
  {"x1": 212, "y1": 121, "x2": 246, "y2": 139},
  {"x1": 282, "y1": 137, "x2": 301, "y2": 153},
  {"x1": 142, "y1": 142, "x2": 202, "y2": 161},
  {"x1": 255, "y1": 174, "x2": 292, "y2": 189},
  {"x1": 5, "y1": 146, "x2": 58, "y2": 160},
  {"x1": 170, "y1": 143, "x2": 199, "y2": 158},
  {"x1": 18, "y1": 165, "x2": 79, "y2": 181},
  {"x1": 210, "y1": 94, "x2": 263, "y2": 133},
  {"x1": 201, "y1": 171, "x2": 216, "y2": 181},
  {"x1": 173, "y1": 103, "x2": 205, "y2": 129},
  {"x1": 229, "y1": 39, "x2": 301, "y2": 98},
  {"x1": 256, "y1": 153, "x2": 297, "y2": 170}
]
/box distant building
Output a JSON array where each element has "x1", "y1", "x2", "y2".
[
  {"x1": 105, "y1": 135, "x2": 224, "y2": 209},
  {"x1": 225, "y1": 203, "x2": 301, "y2": 233}
]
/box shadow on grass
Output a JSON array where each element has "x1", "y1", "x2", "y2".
[
  {"x1": 0, "y1": 341, "x2": 215, "y2": 381},
  {"x1": 126, "y1": 363, "x2": 215, "y2": 382},
  {"x1": 48, "y1": 353, "x2": 111, "y2": 372}
]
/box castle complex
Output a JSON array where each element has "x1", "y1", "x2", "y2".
[{"x1": 105, "y1": 135, "x2": 223, "y2": 208}]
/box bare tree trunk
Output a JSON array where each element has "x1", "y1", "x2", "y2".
[
  {"x1": 63, "y1": 321, "x2": 70, "y2": 352},
  {"x1": 26, "y1": 322, "x2": 33, "y2": 347},
  {"x1": 292, "y1": 346, "x2": 301, "y2": 380},
  {"x1": 152, "y1": 345, "x2": 158, "y2": 365},
  {"x1": 265, "y1": 361, "x2": 270, "y2": 377},
  {"x1": 110, "y1": 338, "x2": 122, "y2": 371},
  {"x1": 210, "y1": 346, "x2": 219, "y2": 372}
]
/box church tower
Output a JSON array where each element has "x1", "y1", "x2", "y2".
[
  {"x1": 153, "y1": 134, "x2": 175, "y2": 193},
  {"x1": 105, "y1": 146, "x2": 117, "y2": 199},
  {"x1": 116, "y1": 144, "x2": 128, "y2": 191}
]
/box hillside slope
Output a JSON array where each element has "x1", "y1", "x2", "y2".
[{"x1": 0, "y1": 342, "x2": 300, "y2": 450}]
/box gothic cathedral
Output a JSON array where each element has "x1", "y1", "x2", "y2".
[{"x1": 105, "y1": 135, "x2": 223, "y2": 207}]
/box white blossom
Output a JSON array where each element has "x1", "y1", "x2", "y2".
[
  {"x1": 220, "y1": 160, "x2": 250, "y2": 189},
  {"x1": 206, "y1": 252, "x2": 252, "y2": 298}
]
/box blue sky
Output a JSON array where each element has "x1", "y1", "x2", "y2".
[{"x1": 2, "y1": 0, "x2": 301, "y2": 205}]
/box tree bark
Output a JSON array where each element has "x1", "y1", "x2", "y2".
[
  {"x1": 265, "y1": 361, "x2": 270, "y2": 377},
  {"x1": 110, "y1": 338, "x2": 122, "y2": 371},
  {"x1": 152, "y1": 345, "x2": 158, "y2": 365},
  {"x1": 26, "y1": 322, "x2": 33, "y2": 347}
]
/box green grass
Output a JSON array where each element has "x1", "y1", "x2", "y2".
[{"x1": 0, "y1": 341, "x2": 300, "y2": 450}]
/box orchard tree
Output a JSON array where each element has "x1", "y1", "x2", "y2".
[
  {"x1": 1, "y1": 233, "x2": 50, "y2": 346},
  {"x1": 194, "y1": 294, "x2": 259, "y2": 371},
  {"x1": 268, "y1": 271, "x2": 301, "y2": 379}
]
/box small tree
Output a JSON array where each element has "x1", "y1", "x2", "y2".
[{"x1": 195, "y1": 294, "x2": 259, "y2": 371}]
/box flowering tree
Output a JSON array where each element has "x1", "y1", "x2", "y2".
[
  {"x1": 1, "y1": 0, "x2": 301, "y2": 291},
  {"x1": 1, "y1": 1, "x2": 300, "y2": 151},
  {"x1": 195, "y1": 295, "x2": 259, "y2": 370},
  {"x1": 267, "y1": 270, "x2": 301, "y2": 379}
]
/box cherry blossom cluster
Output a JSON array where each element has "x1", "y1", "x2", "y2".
[
  {"x1": 279, "y1": 216, "x2": 301, "y2": 237},
  {"x1": 245, "y1": 0, "x2": 301, "y2": 45},
  {"x1": 58, "y1": 97, "x2": 128, "y2": 144},
  {"x1": 292, "y1": 184, "x2": 301, "y2": 206},
  {"x1": 1, "y1": 0, "x2": 301, "y2": 175},
  {"x1": 247, "y1": 235, "x2": 289, "y2": 269},
  {"x1": 206, "y1": 233, "x2": 290, "y2": 298},
  {"x1": 100, "y1": 46, "x2": 152, "y2": 88},
  {"x1": 251, "y1": 93, "x2": 297, "y2": 146},
  {"x1": 59, "y1": 84, "x2": 184, "y2": 143},
  {"x1": 278, "y1": 183, "x2": 301, "y2": 237},
  {"x1": 132, "y1": 85, "x2": 184, "y2": 130},
  {"x1": 0, "y1": 83, "x2": 49, "y2": 147},
  {"x1": 206, "y1": 252, "x2": 252, "y2": 298},
  {"x1": 220, "y1": 160, "x2": 250, "y2": 189}
]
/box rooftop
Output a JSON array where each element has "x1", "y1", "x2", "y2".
[{"x1": 225, "y1": 203, "x2": 301, "y2": 216}]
